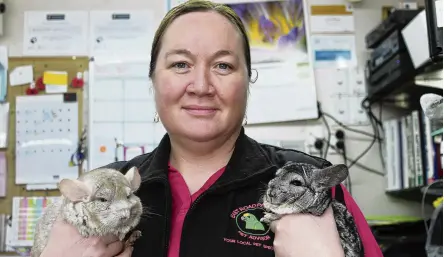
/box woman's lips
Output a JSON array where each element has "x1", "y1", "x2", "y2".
[{"x1": 182, "y1": 105, "x2": 218, "y2": 116}]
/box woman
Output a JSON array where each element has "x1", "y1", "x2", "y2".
[{"x1": 40, "y1": 1, "x2": 382, "y2": 257}]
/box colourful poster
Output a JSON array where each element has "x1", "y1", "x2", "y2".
[
  {"x1": 14, "y1": 197, "x2": 59, "y2": 242},
  {"x1": 226, "y1": 0, "x2": 308, "y2": 64}
]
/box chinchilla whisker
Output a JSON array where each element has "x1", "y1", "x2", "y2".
[
  {"x1": 259, "y1": 181, "x2": 268, "y2": 187},
  {"x1": 141, "y1": 206, "x2": 162, "y2": 217}
]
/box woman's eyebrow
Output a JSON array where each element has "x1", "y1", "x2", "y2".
[
  {"x1": 164, "y1": 48, "x2": 193, "y2": 58},
  {"x1": 212, "y1": 50, "x2": 238, "y2": 61},
  {"x1": 164, "y1": 49, "x2": 238, "y2": 60}
]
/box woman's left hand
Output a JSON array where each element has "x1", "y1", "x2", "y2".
[{"x1": 270, "y1": 206, "x2": 345, "y2": 257}]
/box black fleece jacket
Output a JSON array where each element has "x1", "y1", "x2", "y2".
[{"x1": 102, "y1": 128, "x2": 347, "y2": 257}]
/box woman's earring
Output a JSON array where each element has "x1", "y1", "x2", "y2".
[
  {"x1": 250, "y1": 69, "x2": 259, "y2": 84},
  {"x1": 153, "y1": 112, "x2": 160, "y2": 123},
  {"x1": 242, "y1": 115, "x2": 248, "y2": 126}
]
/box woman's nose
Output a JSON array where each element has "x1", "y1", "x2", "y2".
[{"x1": 187, "y1": 67, "x2": 214, "y2": 96}]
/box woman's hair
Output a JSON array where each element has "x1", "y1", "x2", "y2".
[{"x1": 149, "y1": 0, "x2": 252, "y2": 79}]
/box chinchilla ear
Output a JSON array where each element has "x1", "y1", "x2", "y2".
[
  {"x1": 58, "y1": 179, "x2": 92, "y2": 202},
  {"x1": 125, "y1": 166, "x2": 141, "y2": 191},
  {"x1": 311, "y1": 164, "x2": 348, "y2": 191}
]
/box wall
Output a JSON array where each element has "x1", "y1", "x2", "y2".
[{"x1": 0, "y1": 0, "x2": 429, "y2": 216}]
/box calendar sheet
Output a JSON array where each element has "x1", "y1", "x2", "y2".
[{"x1": 15, "y1": 94, "x2": 79, "y2": 184}]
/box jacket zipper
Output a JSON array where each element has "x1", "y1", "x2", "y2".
[
  {"x1": 178, "y1": 165, "x2": 276, "y2": 257},
  {"x1": 141, "y1": 177, "x2": 171, "y2": 257},
  {"x1": 164, "y1": 179, "x2": 171, "y2": 257}
]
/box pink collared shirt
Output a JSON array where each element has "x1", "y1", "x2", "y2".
[{"x1": 167, "y1": 164, "x2": 226, "y2": 257}]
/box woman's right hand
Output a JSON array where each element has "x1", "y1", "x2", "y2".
[{"x1": 40, "y1": 219, "x2": 126, "y2": 257}]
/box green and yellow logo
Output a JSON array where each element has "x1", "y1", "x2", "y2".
[{"x1": 234, "y1": 207, "x2": 270, "y2": 236}]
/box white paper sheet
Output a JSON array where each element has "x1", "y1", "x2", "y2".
[
  {"x1": 0, "y1": 102, "x2": 9, "y2": 148},
  {"x1": 309, "y1": 4, "x2": 355, "y2": 33},
  {"x1": 45, "y1": 85, "x2": 68, "y2": 94},
  {"x1": 247, "y1": 62, "x2": 318, "y2": 124},
  {"x1": 89, "y1": 11, "x2": 154, "y2": 60},
  {"x1": 436, "y1": 0, "x2": 443, "y2": 28},
  {"x1": 310, "y1": 15, "x2": 354, "y2": 33},
  {"x1": 15, "y1": 94, "x2": 79, "y2": 184},
  {"x1": 315, "y1": 67, "x2": 368, "y2": 126},
  {"x1": 0, "y1": 152, "x2": 6, "y2": 197},
  {"x1": 23, "y1": 11, "x2": 89, "y2": 56},
  {"x1": 88, "y1": 60, "x2": 162, "y2": 170},
  {"x1": 311, "y1": 35, "x2": 357, "y2": 68},
  {"x1": 9, "y1": 66, "x2": 33, "y2": 87},
  {"x1": 25, "y1": 184, "x2": 58, "y2": 191}
]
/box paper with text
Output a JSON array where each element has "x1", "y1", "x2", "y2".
[
  {"x1": 88, "y1": 60, "x2": 164, "y2": 170},
  {"x1": 0, "y1": 152, "x2": 6, "y2": 197},
  {"x1": 15, "y1": 94, "x2": 79, "y2": 184},
  {"x1": 311, "y1": 35, "x2": 357, "y2": 68},
  {"x1": 89, "y1": 11, "x2": 154, "y2": 60},
  {"x1": 309, "y1": 5, "x2": 355, "y2": 33},
  {"x1": 0, "y1": 102, "x2": 9, "y2": 148},
  {"x1": 23, "y1": 11, "x2": 89, "y2": 56},
  {"x1": 314, "y1": 67, "x2": 368, "y2": 125},
  {"x1": 8, "y1": 197, "x2": 60, "y2": 247}
]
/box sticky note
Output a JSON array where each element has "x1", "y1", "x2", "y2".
[
  {"x1": 9, "y1": 65, "x2": 33, "y2": 86},
  {"x1": 43, "y1": 71, "x2": 68, "y2": 85}
]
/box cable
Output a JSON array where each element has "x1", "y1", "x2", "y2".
[
  {"x1": 320, "y1": 138, "x2": 385, "y2": 176},
  {"x1": 347, "y1": 98, "x2": 381, "y2": 169},
  {"x1": 321, "y1": 114, "x2": 331, "y2": 159},
  {"x1": 422, "y1": 180, "x2": 443, "y2": 233},
  {"x1": 362, "y1": 98, "x2": 383, "y2": 128},
  {"x1": 321, "y1": 111, "x2": 382, "y2": 140},
  {"x1": 343, "y1": 151, "x2": 352, "y2": 195},
  {"x1": 317, "y1": 103, "x2": 331, "y2": 159},
  {"x1": 425, "y1": 201, "x2": 443, "y2": 256},
  {"x1": 335, "y1": 130, "x2": 352, "y2": 195},
  {"x1": 375, "y1": 103, "x2": 386, "y2": 169},
  {"x1": 317, "y1": 100, "x2": 384, "y2": 175}
]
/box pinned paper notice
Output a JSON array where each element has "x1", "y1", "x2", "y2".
[
  {"x1": 0, "y1": 152, "x2": 6, "y2": 197},
  {"x1": 310, "y1": 5, "x2": 355, "y2": 33},
  {"x1": 43, "y1": 71, "x2": 68, "y2": 85},
  {"x1": 9, "y1": 65, "x2": 33, "y2": 86},
  {"x1": 43, "y1": 71, "x2": 68, "y2": 94}
]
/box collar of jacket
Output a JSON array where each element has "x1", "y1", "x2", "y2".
[{"x1": 137, "y1": 127, "x2": 277, "y2": 190}]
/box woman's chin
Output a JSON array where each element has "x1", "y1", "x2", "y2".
[{"x1": 178, "y1": 124, "x2": 223, "y2": 142}]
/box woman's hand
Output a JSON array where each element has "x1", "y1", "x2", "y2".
[
  {"x1": 40, "y1": 219, "x2": 127, "y2": 257},
  {"x1": 270, "y1": 206, "x2": 345, "y2": 257}
]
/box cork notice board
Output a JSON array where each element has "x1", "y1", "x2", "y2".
[{"x1": 0, "y1": 57, "x2": 89, "y2": 214}]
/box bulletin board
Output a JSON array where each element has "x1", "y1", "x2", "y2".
[{"x1": 0, "y1": 57, "x2": 89, "y2": 214}]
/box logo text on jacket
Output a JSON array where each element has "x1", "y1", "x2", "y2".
[{"x1": 224, "y1": 203, "x2": 273, "y2": 250}]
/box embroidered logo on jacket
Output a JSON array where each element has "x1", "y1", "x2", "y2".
[{"x1": 223, "y1": 203, "x2": 273, "y2": 250}]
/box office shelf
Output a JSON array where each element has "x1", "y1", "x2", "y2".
[
  {"x1": 431, "y1": 128, "x2": 443, "y2": 137},
  {"x1": 386, "y1": 183, "x2": 443, "y2": 205}
]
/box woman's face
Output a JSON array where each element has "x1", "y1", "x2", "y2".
[{"x1": 153, "y1": 11, "x2": 249, "y2": 142}]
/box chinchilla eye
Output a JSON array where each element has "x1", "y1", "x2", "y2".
[{"x1": 290, "y1": 180, "x2": 302, "y2": 187}]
